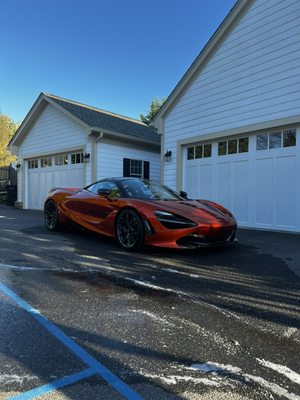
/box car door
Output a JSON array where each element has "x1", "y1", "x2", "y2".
[{"x1": 65, "y1": 180, "x2": 121, "y2": 233}]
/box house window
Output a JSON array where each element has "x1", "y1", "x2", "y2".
[
  {"x1": 130, "y1": 159, "x2": 143, "y2": 177},
  {"x1": 28, "y1": 159, "x2": 38, "y2": 169},
  {"x1": 55, "y1": 154, "x2": 68, "y2": 166},
  {"x1": 71, "y1": 152, "x2": 83, "y2": 164},
  {"x1": 123, "y1": 158, "x2": 150, "y2": 179},
  {"x1": 218, "y1": 137, "x2": 248, "y2": 156},
  {"x1": 40, "y1": 157, "x2": 52, "y2": 168},
  {"x1": 187, "y1": 143, "x2": 212, "y2": 160},
  {"x1": 256, "y1": 129, "x2": 296, "y2": 150}
]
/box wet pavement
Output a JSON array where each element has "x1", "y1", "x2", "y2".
[{"x1": 0, "y1": 204, "x2": 300, "y2": 399}]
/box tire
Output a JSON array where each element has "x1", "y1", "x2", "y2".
[
  {"x1": 115, "y1": 209, "x2": 144, "y2": 251},
  {"x1": 44, "y1": 200, "x2": 62, "y2": 231}
]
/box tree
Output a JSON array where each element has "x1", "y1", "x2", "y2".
[
  {"x1": 0, "y1": 114, "x2": 18, "y2": 167},
  {"x1": 140, "y1": 97, "x2": 166, "y2": 125}
]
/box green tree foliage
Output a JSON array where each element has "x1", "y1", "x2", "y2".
[
  {"x1": 140, "y1": 97, "x2": 166, "y2": 125},
  {"x1": 0, "y1": 114, "x2": 18, "y2": 167}
]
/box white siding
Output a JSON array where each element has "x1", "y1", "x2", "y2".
[
  {"x1": 97, "y1": 140, "x2": 160, "y2": 181},
  {"x1": 18, "y1": 104, "x2": 91, "y2": 206},
  {"x1": 164, "y1": 0, "x2": 300, "y2": 189},
  {"x1": 19, "y1": 104, "x2": 88, "y2": 157}
]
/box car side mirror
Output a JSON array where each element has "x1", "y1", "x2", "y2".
[
  {"x1": 97, "y1": 188, "x2": 111, "y2": 197},
  {"x1": 180, "y1": 190, "x2": 188, "y2": 200}
]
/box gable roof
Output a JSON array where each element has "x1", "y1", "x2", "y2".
[
  {"x1": 10, "y1": 93, "x2": 160, "y2": 148},
  {"x1": 47, "y1": 94, "x2": 159, "y2": 144},
  {"x1": 153, "y1": 0, "x2": 253, "y2": 126}
]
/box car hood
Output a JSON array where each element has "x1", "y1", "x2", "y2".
[{"x1": 152, "y1": 199, "x2": 235, "y2": 225}]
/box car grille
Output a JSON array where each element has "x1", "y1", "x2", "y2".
[{"x1": 176, "y1": 226, "x2": 236, "y2": 248}]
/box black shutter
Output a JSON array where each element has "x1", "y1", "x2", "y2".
[
  {"x1": 123, "y1": 158, "x2": 130, "y2": 177},
  {"x1": 143, "y1": 161, "x2": 150, "y2": 179}
]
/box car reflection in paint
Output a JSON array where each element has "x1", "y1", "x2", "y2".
[{"x1": 44, "y1": 177, "x2": 237, "y2": 251}]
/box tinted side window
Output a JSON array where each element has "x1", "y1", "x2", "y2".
[{"x1": 87, "y1": 181, "x2": 121, "y2": 197}]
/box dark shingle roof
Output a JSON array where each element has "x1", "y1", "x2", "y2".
[{"x1": 46, "y1": 94, "x2": 160, "y2": 145}]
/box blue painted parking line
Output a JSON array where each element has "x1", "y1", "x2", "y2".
[
  {"x1": 9, "y1": 368, "x2": 96, "y2": 400},
  {"x1": 0, "y1": 282, "x2": 143, "y2": 400}
]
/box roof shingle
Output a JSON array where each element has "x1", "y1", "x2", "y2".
[{"x1": 47, "y1": 94, "x2": 160, "y2": 145}]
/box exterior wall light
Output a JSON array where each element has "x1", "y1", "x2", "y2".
[
  {"x1": 163, "y1": 150, "x2": 172, "y2": 162},
  {"x1": 83, "y1": 153, "x2": 90, "y2": 161}
]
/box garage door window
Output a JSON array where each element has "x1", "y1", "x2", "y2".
[
  {"x1": 256, "y1": 129, "x2": 296, "y2": 150},
  {"x1": 228, "y1": 139, "x2": 237, "y2": 154},
  {"x1": 55, "y1": 154, "x2": 68, "y2": 166},
  {"x1": 187, "y1": 147, "x2": 195, "y2": 160},
  {"x1": 187, "y1": 144, "x2": 211, "y2": 160},
  {"x1": 239, "y1": 137, "x2": 249, "y2": 153},
  {"x1": 41, "y1": 157, "x2": 52, "y2": 168},
  {"x1": 283, "y1": 129, "x2": 296, "y2": 147},
  {"x1": 71, "y1": 153, "x2": 83, "y2": 164},
  {"x1": 218, "y1": 137, "x2": 248, "y2": 156},
  {"x1": 28, "y1": 159, "x2": 38, "y2": 169}
]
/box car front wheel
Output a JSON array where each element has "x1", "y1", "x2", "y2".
[{"x1": 115, "y1": 209, "x2": 144, "y2": 250}]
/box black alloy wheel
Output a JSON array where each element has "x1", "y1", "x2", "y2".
[
  {"x1": 44, "y1": 200, "x2": 61, "y2": 231},
  {"x1": 115, "y1": 209, "x2": 144, "y2": 250}
]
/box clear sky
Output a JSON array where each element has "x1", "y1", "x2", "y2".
[{"x1": 0, "y1": 0, "x2": 237, "y2": 123}]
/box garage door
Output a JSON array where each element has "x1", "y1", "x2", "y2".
[
  {"x1": 26, "y1": 151, "x2": 85, "y2": 210},
  {"x1": 184, "y1": 128, "x2": 300, "y2": 232}
]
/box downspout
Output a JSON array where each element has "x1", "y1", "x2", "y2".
[{"x1": 89, "y1": 130, "x2": 103, "y2": 182}]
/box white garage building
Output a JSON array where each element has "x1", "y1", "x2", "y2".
[
  {"x1": 9, "y1": 93, "x2": 160, "y2": 210},
  {"x1": 154, "y1": 0, "x2": 300, "y2": 232}
]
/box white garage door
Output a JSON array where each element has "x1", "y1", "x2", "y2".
[
  {"x1": 184, "y1": 128, "x2": 300, "y2": 232},
  {"x1": 26, "y1": 151, "x2": 85, "y2": 210}
]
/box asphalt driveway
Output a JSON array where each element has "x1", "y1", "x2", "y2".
[{"x1": 0, "y1": 204, "x2": 299, "y2": 399}]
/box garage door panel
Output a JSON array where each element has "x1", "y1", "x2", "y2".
[
  {"x1": 255, "y1": 158, "x2": 273, "y2": 225},
  {"x1": 232, "y1": 160, "x2": 249, "y2": 224},
  {"x1": 216, "y1": 162, "x2": 231, "y2": 210},
  {"x1": 275, "y1": 156, "x2": 296, "y2": 227},
  {"x1": 198, "y1": 164, "x2": 212, "y2": 200},
  {"x1": 186, "y1": 165, "x2": 198, "y2": 199},
  {"x1": 28, "y1": 173, "x2": 40, "y2": 210},
  {"x1": 42, "y1": 171, "x2": 55, "y2": 208}
]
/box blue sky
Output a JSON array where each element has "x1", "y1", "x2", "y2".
[{"x1": 0, "y1": 0, "x2": 236, "y2": 123}]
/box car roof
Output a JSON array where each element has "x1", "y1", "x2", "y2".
[{"x1": 97, "y1": 177, "x2": 149, "y2": 183}]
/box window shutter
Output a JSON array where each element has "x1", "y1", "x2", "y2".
[
  {"x1": 123, "y1": 158, "x2": 130, "y2": 177},
  {"x1": 143, "y1": 161, "x2": 150, "y2": 179}
]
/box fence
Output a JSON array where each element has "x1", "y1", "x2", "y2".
[{"x1": 0, "y1": 165, "x2": 17, "y2": 205}]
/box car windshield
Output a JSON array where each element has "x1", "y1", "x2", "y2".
[{"x1": 119, "y1": 179, "x2": 182, "y2": 201}]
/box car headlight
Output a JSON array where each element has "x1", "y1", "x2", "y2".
[{"x1": 154, "y1": 210, "x2": 197, "y2": 229}]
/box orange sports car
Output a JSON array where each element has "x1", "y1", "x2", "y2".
[{"x1": 44, "y1": 177, "x2": 237, "y2": 251}]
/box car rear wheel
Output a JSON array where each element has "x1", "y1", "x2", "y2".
[
  {"x1": 115, "y1": 209, "x2": 144, "y2": 250},
  {"x1": 44, "y1": 200, "x2": 62, "y2": 231}
]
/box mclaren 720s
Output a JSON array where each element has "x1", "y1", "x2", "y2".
[{"x1": 44, "y1": 177, "x2": 237, "y2": 251}]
